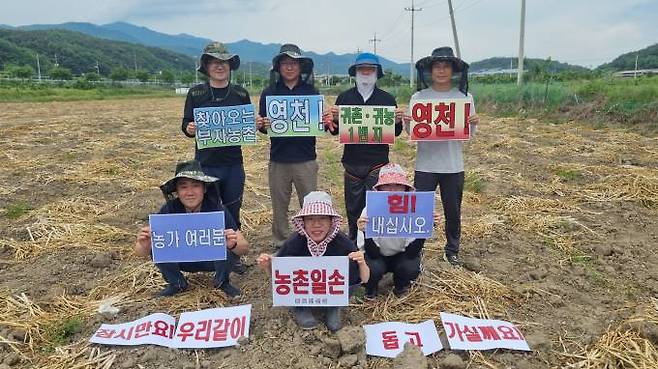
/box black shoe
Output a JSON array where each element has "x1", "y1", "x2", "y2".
[
  {"x1": 393, "y1": 286, "x2": 409, "y2": 297},
  {"x1": 218, "y1": 282, "x2": 241, "y2": 298},
  {"x1": 443, "y1": 253, "x2": 463, "y2": 267},
  {"x1": 232, "y1": 258, "x2": 247, "y2": 275},
  {"x1": 365, "y1": 286, "x2": 378, "y2": 300},
  {"x1": 158, "y1": 282, "x2": 188, "y2": 297},
  {"x1": 325, "y1": 307, "x2": 343, "y2": 333}
]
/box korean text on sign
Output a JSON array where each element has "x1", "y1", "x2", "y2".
[
  {"x1": 363, "y1": 320, "x2": 442, "y2": 358},
  {"x1": 440, "y1": 312, "x2": 531, "y2": 351},
  {"x1": 90, "y1": 305, "x2": 252, "y2": 349},
  {"x1": 338, "y1": 105, "x2": 396, "y2": 144},
  {"x1": 408, "y1": 98, "x2": 472, "y2": 141},
  {"x1": 266, "y1": 95, "x2": 325, "y2": 137},
  {"x1": 149, "y1": 211, "x2": 226, "y2": 263},
  {"x1": 171, "y1": 305, "x2": 251, "y2": 349},
  {"x1": 365, "y1": 191, "x2": 435, "y2": 239},
  {"x1": 271, "y1": 256, "x2": 349, "y2": 307},
  {"x1": 194, "y1": 104, "x2": 257, "y2": 148}
]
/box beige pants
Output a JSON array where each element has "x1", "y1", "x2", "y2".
[{"x1": 268, "y1": 160, "x2": 319, "y2": 247}]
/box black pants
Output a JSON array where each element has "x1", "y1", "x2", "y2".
[
  {"x1": 414, "y1": 171, "x2": 464, "y2": 256},
  {"x1": 343, "y1": 163, "x2": 385, "y2": 241},
  {"x1": 156, "y1": 251, "x2": 236, "y2": 288},
  {"x1": 365, "y1": 252, "x2": 421, "y2": 291}
]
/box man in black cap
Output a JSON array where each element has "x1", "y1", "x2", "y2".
[
  {"x1": 402, "y1": 46, "x2": 480, "y2": 267},
  {"x1": 255, "y1": 44, "x2": 324, "y2": 249},
  {"x1": 326, "y1": 52, "x2": 405, "y2": 242},
  {"x1": 180, "y1": 42, "x2": 251, "y2": 233},
  {"x1": 134, "y1": 160, "x2": 249, "y2": 297}
]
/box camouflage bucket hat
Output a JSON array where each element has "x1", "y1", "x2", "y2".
[
  {"x1": 197, "y1": 42, "x2": 240, "y2": 76},
  {"x1": 159, "y1": 160, "x2": 219, "y2": 198},
  {"x1": 272, "y1": 43, "x2": 314, "y2": 75}
]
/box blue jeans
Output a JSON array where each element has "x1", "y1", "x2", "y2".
[
  {"x1": 156, "y1": 251, "x2": 236, "y2": 288},
  {"x1": 202, "y1": 164, "x2": 245, "y2": 229}
]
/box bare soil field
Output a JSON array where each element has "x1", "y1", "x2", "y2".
[{"x1": 0, "y1": 97, "x2": 657, "y2": 369}]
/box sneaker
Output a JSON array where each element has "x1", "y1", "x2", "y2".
[
  {"x1": 292, "y1": 307, "x2": 319, "y2": 330},
  {"x1": 217, "y1": 281, "x2": 241, "y2": 298},
  {"x1": 158, "y1": 281, "x2": 188, "y2": 297},
  {"x1": 232, "y1": 257, "x2": 247, "y2": 275},
  {"x1": 443, "y1": 253, "x2": 463, "y2": 267},
  {"x1": 393, "y1": 285, "x2": 409, "y2": 297},
  {"x1": 325, "y1": 307, "x2": 342, "y2": 333},
  {"x1": 365, "y1": 286, "x2": 378, "y2": 300}
]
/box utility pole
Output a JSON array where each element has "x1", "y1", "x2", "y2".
[
  {"x1": 447, "y1": 0, "x2": 461, "y2": 58},
  {"x1": 54, "y1": 54, "x2": 59, "y2": 67},
  {"x1": 249, "y1": 62, "x2": 253, "y2": 87},
  {"x1": 133, "y1": 50, "x2": 138, "y2": 72},
  {"x1": 634, "y1": 53, "x2": 639, "y2": 79},
  {"x1": 369, "y1": 32, "x2": 382, "y2": 55},
  {"x1": 194, "y1": 56, "x2": 199, "y2": 84},
  {"x1": 405, "y1": 0, "x2": 422, "y2": 87},
  {"x1": 36, "y1": 53, "x2": 41, "y2": 81},
  {"x1": 517, "y1": 0, "x2": 526, "y2": 85},
  {"x1": 95, "y1": 60, "x2": 100, "y2": 75}
]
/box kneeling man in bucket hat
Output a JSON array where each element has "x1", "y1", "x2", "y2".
[{"x1": 135, "y1": 160, "x2": 249, "y2": 297}]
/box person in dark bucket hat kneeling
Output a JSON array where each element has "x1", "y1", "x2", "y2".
[
  {"x1": 400, "y1": 46, "x2": 480, "y2": 267},
  {"x1": 135, "y1": 160, "x2": 249, "y2": 298}
]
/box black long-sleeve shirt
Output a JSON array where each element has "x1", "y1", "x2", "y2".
[
  {"x1": 332, "y1": 86, "x2": 403, "y2": 166},
  {"x1": 258, "y1": 80, "x2": 320, "y2": 163},
  {"x1": 182, "y1": 83, "x2": 252, "y2": 167}
]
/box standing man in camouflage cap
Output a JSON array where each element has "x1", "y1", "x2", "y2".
[{"x1": 181, "y1": 41, "x2": 251, "y2": 243}]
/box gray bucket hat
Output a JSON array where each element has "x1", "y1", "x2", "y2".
[
  {"x1": 159, "y1": 160, "x2": 218, "y2": 198},
  {"x1": 272, "y1": 43, "x2": 314, "y2": 75},
  {"x1": 197, "y1": 42, "x2": 240, "y2": 76}
]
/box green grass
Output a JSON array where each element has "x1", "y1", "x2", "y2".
[
  {"x1": 42, "y1": 316, "x2": 84, "y2": 351},
  {"x1": 0, "y1": 81, "x2": 177, "y2": 102},
  {"x1": 4, "y1": 202, "x2": 32, "y2": 219},
  {"x1": 464, "y1": 171, "x2": 485, "y2": 193},
  {"x1": 555, "y1": 168, "x2": 582, "y2": 182}
]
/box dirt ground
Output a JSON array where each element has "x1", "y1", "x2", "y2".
[{"x1": 0, "y1": 97, "x2": 657, "y2": 369}]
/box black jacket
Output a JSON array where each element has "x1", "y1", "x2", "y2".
[
  {"x1": 182, "y1": 83, "x2": 251, "y2": 167},
  {"x1": 258, "y1": 80, "x2": 320, "y2": 163},
  {"x1": 332, "y1": 86, "x2": 403, "y2": 166}
]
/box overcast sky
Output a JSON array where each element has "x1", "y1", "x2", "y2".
[{"x1": 3, "y1": 0, "x2": 657, "y2": 67}]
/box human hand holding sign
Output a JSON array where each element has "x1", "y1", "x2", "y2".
[
  {"x1": 323, "y1": 109, "x2": 337, "y2": 133},
  {"x1": 225, "y1": 229, "x2": 238, "y2": 250},
  {"x1": 256, "y1": 115, "x2": 271, "y2": 130},
  {"x1": 134, "y1": 226, "x2": 152, "y2": 258},
  {"x1": 186, "y1": 121, "x2": 197, "y2": 136},
  {"x1": 257, "y1": 253, "x2": 273, "y2": 271},
  {"x1": 469, "y1": 113, "x2": 480, "y2": 125},
  {"x1": 357, "y1": 215, "x2": 368, "y2": 231}
]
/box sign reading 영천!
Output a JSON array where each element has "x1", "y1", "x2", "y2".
[
  {"x1": 194, "y1": 104, "x2": 257, "y2": 148},
  {"x1": 365, "y1": 191, "x2": 434, "y2": 239},
  {"x1": 271, "y1": 256, "x2": 349, "y2": 307},
  {"x1": 266, "y1": 95, "x2": 325, "y2": 137},
  {"x1": 409, "y1": 98, "x2": 472, "y2": 141},
  {"x1": 149, "y1": 211, "x2": 226, "y2": 263},
  {"x1": 338, "y1": 105, "x2": 396, "y2": 144}
]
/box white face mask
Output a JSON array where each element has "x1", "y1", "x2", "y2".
[{"x1": 355, "y1": 71, "x2": 377, "y2": 101}]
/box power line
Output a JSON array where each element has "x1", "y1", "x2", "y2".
[
  {"x1": 369, "y1": 32, "x2": 382, "y2": 54},
  {"x1": 405, "y1": 0, "x2": 423, "y2": 87}
]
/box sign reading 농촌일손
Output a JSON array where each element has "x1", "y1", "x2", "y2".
[
  {"x1": 149, "y1": 211, "x2": 226, "y2": 263},
  {"x1": 338, "y1": 105, "x2": 396, "y2": 144},
  {"x1": 194, "y1": 104, "x2": 257, "y2": 148},
  {"x1": 409, "y1": 98, "x2": 472, "y2": 141},
  {"x1": 266, "y1": 95, "x2": 325, "y2": 137},
  {"x1": 271, "y1": 256, "x2": 349, "y2": 307}
]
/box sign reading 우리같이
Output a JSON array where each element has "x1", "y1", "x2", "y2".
[
  {"x1": 149, "y1": 211, "x2": 226, "y2": 263},
  {"x1": 194, "y1": 104, "x2": 257, "y2": 148},
  {"x1": 338, "y1": 105, "x2": 396, "y2": 144},
  {"x1": 365, "y1": 191, "x2": 434, "y2": 239},
  {"x1": 90, "y1": 305, "x2": 252, "y2": 349},
  {"x1": 266, "y1": 95, "x2": 325, "y2": 137},
  {"x1": 409, "y1": 98, "x2": 472, "y2": 141},
  {"x1": 271, "y1": 256, "x2": 349, "y2": 307},
  {"x1": 440, "y1": 312, "x2": 531, "y2": 351}
]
